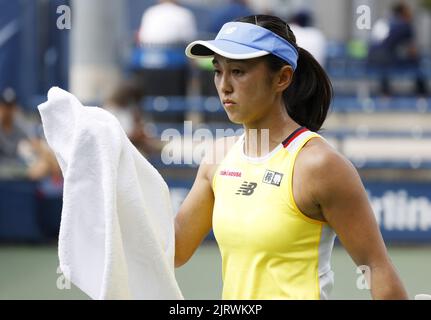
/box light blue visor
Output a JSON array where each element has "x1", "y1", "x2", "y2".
[{"x1": 185, "y1": 22, "x2": 298, "y2": 70}]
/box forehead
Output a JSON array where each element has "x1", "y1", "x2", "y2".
[{"x1": 212, "y1": 54, "x2": 264, "y2": 66}]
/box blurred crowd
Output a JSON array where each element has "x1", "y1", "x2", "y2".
[
  {"x1": 0, "y1": 87, "x2": 61, "y2": 182},
  {"x1": 130, "y1": 0, "x2": 428, "y2": 98},
  {"x1": 0, "y1": 83, "x2": 163, "y2": 183},
  {"x1": 368, "y1": 2, "x2": 428, "y2": 96},
  {"x1": 1, "y1": 0, "x2": 430, "y2": 184}
]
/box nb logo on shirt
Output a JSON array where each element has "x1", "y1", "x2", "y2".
[{"x1": 235, "y1": 181, "x2": 257, "y2": 196}]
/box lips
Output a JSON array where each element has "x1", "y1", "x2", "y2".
[{"x1": 223, "y1": 99, "x2": 236, "y2": 107}]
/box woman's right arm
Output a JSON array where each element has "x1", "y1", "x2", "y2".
[
  {"x1": 174, "y1": 136, "x2": 237, "y2": 268},
  {"x1": 174, "y1": 159, "x2": 215, "y2": 268}
]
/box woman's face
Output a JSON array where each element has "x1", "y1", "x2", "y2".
[{"x1": 212, "y1": 54, "x2": 278, "y2": 125}]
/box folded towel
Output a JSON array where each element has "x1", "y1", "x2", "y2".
[{"x1": 38, "y1": 87, "x2": 183, "y2": 300}]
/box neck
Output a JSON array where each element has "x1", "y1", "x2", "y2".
[{"x1": 242, "y1": 102, "x2": 299, "y2": 158}]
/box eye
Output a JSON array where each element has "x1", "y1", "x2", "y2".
[
  {"x1": 213, "y1": 69, "x2": 221, "y2": 75},
  {"x1": 232, "y1": 69, "x2": 243, "y2": 75}
]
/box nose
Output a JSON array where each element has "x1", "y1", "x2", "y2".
[{"x1": 217, "y1": 73, "x2": 233, "y2": 95}]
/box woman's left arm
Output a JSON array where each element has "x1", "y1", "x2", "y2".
[{"x1": 302, "y1": 141, "x2": 409, "y2": 300}]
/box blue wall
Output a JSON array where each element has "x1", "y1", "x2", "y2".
[
  {"x1": 1, "y1": 179, "x2": 430, "y2": 243},
  {"x1": 0, "y1": 0, "x2": 70, "y2": 110}
]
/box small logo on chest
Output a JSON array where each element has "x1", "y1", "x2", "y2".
[
  {"x1": 220, "y1": 169, "x2": 242, "y2": 177},
  {"x1": 235, "y1": 181, "x2": 257, "y2": 196},
  {"x1": 262, "y1": 170, "x2": 284, "y2": 187}
]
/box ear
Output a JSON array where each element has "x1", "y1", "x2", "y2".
[{"x1": 275, "y1": 65, "x2": 294, "y2": 93}]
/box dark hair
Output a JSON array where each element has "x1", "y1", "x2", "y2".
[
  {"x1": 291, "y1": 11, "x2": 313, "y2": 27},
  {"x1": 235, "y1": 15, "x2": 332, "y2": 132}
]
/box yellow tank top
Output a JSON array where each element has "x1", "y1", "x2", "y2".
[{"x1": 212, "y1": 127, "x2": 336, "y2": 300}]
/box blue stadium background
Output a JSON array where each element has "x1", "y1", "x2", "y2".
[{"x1": 1, "y1": 0, "x2": 431, "y2": 300}]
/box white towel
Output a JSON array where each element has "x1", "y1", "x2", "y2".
[{"x1": 38, "y1": 87, "x2": 183, "y2": 300}]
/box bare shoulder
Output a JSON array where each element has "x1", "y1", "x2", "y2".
[
  {"x1": 297, "y1": 137, "x2": 352, "y2": 171},
  {"x1": 295, "y1": 136, "x2": 361, "y2": 198}
]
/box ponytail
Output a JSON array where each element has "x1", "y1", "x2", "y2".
[{"x1": 283, "y1": 47, "x2": 333, "y2": 132}]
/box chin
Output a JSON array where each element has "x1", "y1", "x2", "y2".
[{"x1": 225, "y1": 112, "x2": 244, "y2": 125}]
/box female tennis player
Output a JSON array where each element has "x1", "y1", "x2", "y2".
[{"x1": 175, "y1": 15, "x2": 408, "y2": 300}]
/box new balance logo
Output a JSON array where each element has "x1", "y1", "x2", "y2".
[
  {"x1": 236, "y1": 181, "x2": 257, "y2": 196},
  {"x1": 262, "y1": 170, "x2": 283, "y2": 186}
]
